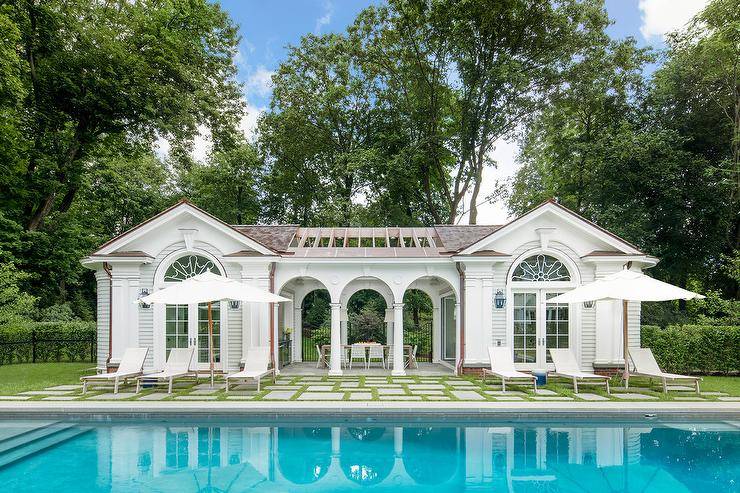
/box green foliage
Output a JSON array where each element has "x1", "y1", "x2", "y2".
[
  {"x1": 311, "y1": 324, "x2": 331, "y2": 349},
  {"x1": 0, "y1": 321, "x2": 96, "y2": 365},
  {"x1": 348, "y1": 305, "x2": 385, "y2": 343},
  {"x1": 0, "y1": 261, "x2": 36, "y2": 325},
  {"x1": 641, "y1": 324, "x2": 740, "y2": 374}
]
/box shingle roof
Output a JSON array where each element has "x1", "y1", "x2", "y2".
[
  {"x1": 432, "y1": 225, "x2": 503, "y2": 252},
  {"x1": 231, "y1": 225, "x2": 298, "y2": 253}
]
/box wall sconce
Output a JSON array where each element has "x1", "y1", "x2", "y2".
[
  {"x1": 494, "y1": 290, "x2": 506, "y2": 309},
  {"x1": 229, "y1": 300, "x2": 241, "y2": 310},
  {"x1": 583, "y1": 300, "x2": 595, "y2": 309},
  {"x1": 138, "y1": 289, "x2": 151, "y2": 309}
]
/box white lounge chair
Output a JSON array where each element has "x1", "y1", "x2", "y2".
[
  {"x1": 628, "y1": 348, "x2": 701, "y2": 394},
  {"x1": 225, "y1": 347, "x2": 275, "y2": 392},
  {"x1": 135, "y1": 347, "x2": 196, "y2": 394},
  {"x1": 549, "y1": 348, "x2": 610, "y2": 394},
  {"x1": 482, "y1": 347, "x2": 537, "y2": 392},
  {"x1": 81, "y1": 347, "x2": 148, "y2": 394}
]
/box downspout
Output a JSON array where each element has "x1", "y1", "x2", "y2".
[
  {"x1": 103, "y1": 262, "x2": 113, "y2": 371},
  {"x1": 455, "y1": 262, "x2": 466, "y2": 376},
  {"x1": 269, "y1": 261, "x2": 276, "y2": 370}
]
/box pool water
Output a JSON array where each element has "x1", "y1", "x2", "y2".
[{"x1": 0, "y1": 418, "x2": 737, "y2": 492}]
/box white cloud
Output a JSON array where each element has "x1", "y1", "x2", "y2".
[
  {"x1": 240, "y1": 102, "x2": 266, "y2": 142},
  {"x1": 314, "y1": 1, "x2": 333, "y2": 33},
  {"x1": 245, "y1": 66, "x2": 275, "y2": 98},
  {"x1": 459, "y1": 138, "x2": 519, "y2": 225},
  {"x1": 638, "y1": 0, "x2": 709, "y2": 40}
]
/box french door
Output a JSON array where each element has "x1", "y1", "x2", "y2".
[
  {"x1": 512, "y1": 290, "x2": 570, "y2": 368},
  {"x1": 165, "y1": 303, "x2": 222, "y2": 370},
  {"x1": 441, "y1": 296, "x2": 457, "y2": 362}
]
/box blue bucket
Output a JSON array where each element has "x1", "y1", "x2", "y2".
[{"x1": 533, "y1": 370, "x2": 547, "y2": 387}]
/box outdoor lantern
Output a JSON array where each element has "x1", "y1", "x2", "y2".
[
  {"x1": 494, "y1": 290, "x2": 506, "y2": 309},
  {"x1": 583, "y1": 300, "x2": 595, "y2": 309},
  {"x1": 138, "y1": 289, "x2": 151, "y2": 309},
  {"x1": 229, "y1": 299, "x2": 240, "y2": 310}
]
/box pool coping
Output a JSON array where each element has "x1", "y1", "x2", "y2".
[{"x1": 0, "y1": 400, "x2": 738, "y2": 420}]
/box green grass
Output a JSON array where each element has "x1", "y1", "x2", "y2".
[
  {"x1": 700, "y1": 375, "x2": 740, "y2": 395},
  {"x1": 0, "y1": 362, "x2": 91, "y2": 395}
]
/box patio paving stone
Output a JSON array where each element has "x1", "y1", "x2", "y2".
[
  {"x1": 230, "y1": 384, "x2": 257, "y2": 391},
  {"x1": 365, "y1": 383, "x2": 402, "y2": 387},
  {"x1": 20, "y1": 390, "x2": 74, "y2": 396},
  {"x1": 673, "y1": 397, "x2": 706, "y2": 401},
  {"x1": 306, "y1": 385, "x2": 336, "y2": 392},
  {"x1": 701, "y1": 392, "x2": 728, "y2": 396},
  {"x1": 264, "y1": 385, "x2": 302, "y2": 390},
  {"x1": 717, "y1": 397, "x2": 740, "y2": 401},
  {"x1": 226, "y1": 395, "x2": 255, "y2": 400},
  {"x1": 194, "y1": 383, "x2": 225, "y2": 390},
  {"x1": 377, "y1": 388, "x2": 406, "y2": 395},
  {"x1": 574, "y1": 393, "x2": 609, "y2": 401},
  {"x1": 492, "y1": 396, "x2": 525, "y2": 401},
  {"x1": 486, "y1": 391, "x2": 526, "y2": 396},
  {"x1": 611, "y1": 393, "x2": 658, "y2": 400},
  {"x1": 392, "y1": 379, "x2": 415, "y2": 383},
  {"x1": 137, "y1": 393, "x2": 171, "y2": 401},
  {"x1": 425, "y1": 396, "x2": 451, "y2": 400},
  {"x1": 410, "y1": 389, "x2": 445, "y2": 395},
  {"x1": 175, "y1": 396, "x2": 217, "y2": 400},
  {"x1": 339, "y1": 382, "x2": 360, "y2": 388},
  {"x1": 297, "y1": 392, "x2": 345, "y2": 400},
  {"x1": 263, "y1": 391, "x2": 297, "y2": 400},
  {"x1": 531, "y1": 396, "x2": 574, "y2": 401},
  {"x1": 611, "y1": 387, "x2": 651, "y2": 392},
  {"x1": 451, "y1": 391, "x2": 485, "y2": 400},
  {"x1": 534, "y1": 389, "x2": 559, "y2": 395},
  {"x1": 0, "y1": 396, "x2": 31, "y2": 400},
  {"x1": 666, "y1": 385, "x2": 696, "y2": 391},
  {"x1": 407, "y1": 384, "x2": 445, "y2": 390},
  {"x1": 448, "y1": 381, "x2": 476, "y2": 387},
  {"x1": 45, "y1": 385, "x2": 82, "y2": 391},
  {"x1": 88, "y1": 393, "x2": 137, "y2": 400},
  {"x1": 348, "y1": 393, "x2": 373, "y2": 400},
  {"x1": 41, "y1": 396, "x2": 80, "y2": 401},
  {"x1": 379, "y1": 395, "x2": 422, "y2": 401},
  {"x1": 189, "y1": 389, "x2": 220, "y2": 395}
]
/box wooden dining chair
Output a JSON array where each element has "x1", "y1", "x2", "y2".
[
  {"x1": 316, "y1": 344, "x2": 328, "y2": 368},
  {"x1": 405, "y1": 345, "x2": 418, "y2": 369}
]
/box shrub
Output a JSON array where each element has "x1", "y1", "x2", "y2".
[
  {"x1": 0, "y1": 321, "x2": 96, "y2": 365},
  {"x1": 641, "y1": 324, "x2": 740, "y2": 374}
]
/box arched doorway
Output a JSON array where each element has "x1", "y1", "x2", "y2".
[
  {"x1": 301, "y1": 289, "x2": 331, "y2": 361},
  {"x1": 403, "y1": 290, "x2": 433, "y2": 362},
  {"x1": 346, "y1": 290, "x2": 388, "y2": 344},
  {"x1": 153, "y1": 251, "x2": 227, "y2": 370}
]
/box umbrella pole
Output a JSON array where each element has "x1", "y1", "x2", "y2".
[
  {"x1": 623, "y1": 299, "x2": 629, "y2": 383},
  {"x1": 208, "y1": 301, "x2": 214, "y2": 387}
]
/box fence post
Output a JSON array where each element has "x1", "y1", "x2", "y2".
[{"x1": 31, "y1": 330, "x2": 36, "y2": 363}]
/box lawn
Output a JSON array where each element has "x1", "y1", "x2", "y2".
[{"x1": 0, "y1": 362, "x2": 91, "y2": 395}]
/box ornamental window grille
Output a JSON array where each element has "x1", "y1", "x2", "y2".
[
  {"x1": 164, "y1": 255, "x2": 218, "y2": 282},
  {"x1": 512, "y1": 254, "x2": 571, "y2": 282}
]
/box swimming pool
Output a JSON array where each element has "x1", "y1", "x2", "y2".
[{"x1": 0, "y1": 417, "x2": 736, "y2": 492}]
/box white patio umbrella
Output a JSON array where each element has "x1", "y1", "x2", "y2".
[
  {"x1": 138, "y1": 271, "x2": 289, "y2": 386},
  {"x1": 548, "y1": 269, "x2": 704, "y2": 380}
]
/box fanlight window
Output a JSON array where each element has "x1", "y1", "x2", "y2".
[
  {"x1": 512, "y1": 254, "x2": 570, "y2": 282},
  {"x1": 164, "y1": 255, "x2": 218, "y2": 282}
]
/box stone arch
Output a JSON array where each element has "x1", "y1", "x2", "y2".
[{"x1": 278, "y1": 276, "x2": 332, "y2": 363}]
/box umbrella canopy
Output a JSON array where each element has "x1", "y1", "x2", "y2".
[
  {"x1": 548, "y1": 269, "x2": 703, "y2": 380},
  {"x1": 547, "y1": 270, "x2": 704, "y2": 304},
  {"x1": 138, "y1": 271, "x2": 289, "y2": 305},
  {"x1": 136, "y1": 271, "x2": 288, "y2": 386}
]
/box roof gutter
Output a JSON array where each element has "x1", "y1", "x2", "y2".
[
  {"x1": 102, "y1": 262, "x2": 113, "y2": 371},
  {"x1": 455, "y1": 262, "x2": 465, "y2": 376}
]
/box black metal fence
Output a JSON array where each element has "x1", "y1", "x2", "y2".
[{"x1": 0, "y1": 330, "x2": 97, "y2": 365}]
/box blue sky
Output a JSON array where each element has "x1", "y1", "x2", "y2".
[{"x1": 218, "y1": 0, "x2": 709, "y2": 223}]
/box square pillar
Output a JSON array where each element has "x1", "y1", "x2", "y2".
[
  {"x1": 392, "y1": 303, "x2": 405, "y2": 376},
  {"x1": 329, "y1": 303, "x2": 342, "y2": 376}
]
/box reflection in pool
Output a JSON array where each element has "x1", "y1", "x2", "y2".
[{"x1": 0, "y1": 419, "x2": 737, "y2": 492}]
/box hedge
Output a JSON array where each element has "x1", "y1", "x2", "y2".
[
  {"x1": 0, "y1": 321, "x2": 96, "y2": 365},
  {"x1": 641, "y1": 324, "x2": 740, "y2": 375}
]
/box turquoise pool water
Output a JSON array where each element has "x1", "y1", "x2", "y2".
[{"x1": 0, "y1": 418, "x2": 736, "y2": 492}]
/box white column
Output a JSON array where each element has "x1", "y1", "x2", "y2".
[
  {"x1": 329, "y1": 303, "x2": 343, "y2": 376},
  {"x1": 392, "y1": 303, "x2": 405, "y2": 376}
]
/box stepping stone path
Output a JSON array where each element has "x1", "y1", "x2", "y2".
[
  {"x1": 0, "y1": 396, "x2": 31, "y2": 400},
  {"x1": 45, "y1": 385, "x2": 82, "y2": 391},
  {"x1": 377, "y1": 388, "x2": 406, "y2": 395},
  {"x1": 717, "y1": 397, "x2": 740, "y2": 401},
  {"x1": 41, "y1": 396, "x2": 79, "y2": 401},
  {"x1": 492, "y1": 396, "x2": 524, "y2": 401},
  {"x1": 701, "y1": 392, "x2": 728, "y2": 396},
  {"x1": 194, "y1": 383, "x2": 225, "y2": 390},
  {"x1": 486, "y1": 391, "x2": 526, "y2": 396},
  {"x1": 451, "y1": 391, "x2": 485, "y2": 401},
  {"x1": 21, "y1": 390, "x2": 73, "y2": 396},
  {"x1": 673, "y1": 397, "x2": 705, "y2": 401},
  {"x1": 611, "y1": 393, "x2": 658, "y2": 400},
  {"x1": 379, "y1": 396, "x2": 421, "y2": 401},
  {"x1": 410, "y1": 390, "x2": 444, "y2": 395},
  {"x1": 306, "y1": 386, "x2": 335, "y2": 392},
  {"x1": 575, "y1": 393, "x2": 609, "y2": 401},
  {"x1": 666, "y1": 385, "x2": 696, "y2": 391},
  {"x1": 190, "y1": 389, "x2": 220, "y2": 395},
  {"x1": 137, "y1": 393, "x2": 171, "y2": 401},
  {"x1": 226, "y1": 396, "x2": 254, "y2": 400},
  {"x1": 425, "y1": 396, "x2": 451, "y2": 400},
  {"x1": 408, "y1": 384, "x2": 444, "y2": 390},
  {"x1": 298, "y1": 392, "x2": 344, "y2": 400},
  {"x1": 175, "y1": 396, "x2": 217, "y2": 400},
  {"x1": 534, "y1": 389, "x2": 558, "y2": 395},
  {"x1": 531, "y1": 396, "x2": 574, "y2": 401},
  {"x1": 88, "y1": 393, "x2": 137, "y2": 400},
  {"x1": 263, "y1": 391, "x2": 296, "y2": 400},
  {"x1": 349, "y1": 393, "x2": 373, "y2": 400}
]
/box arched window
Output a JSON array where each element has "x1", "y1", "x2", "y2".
[
  {"x1": 164, "y1": 254, "x2": 218, "y2": 282},
  {"x1": 512, "y1": 254, "x2": 570, "y2": 282}
]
